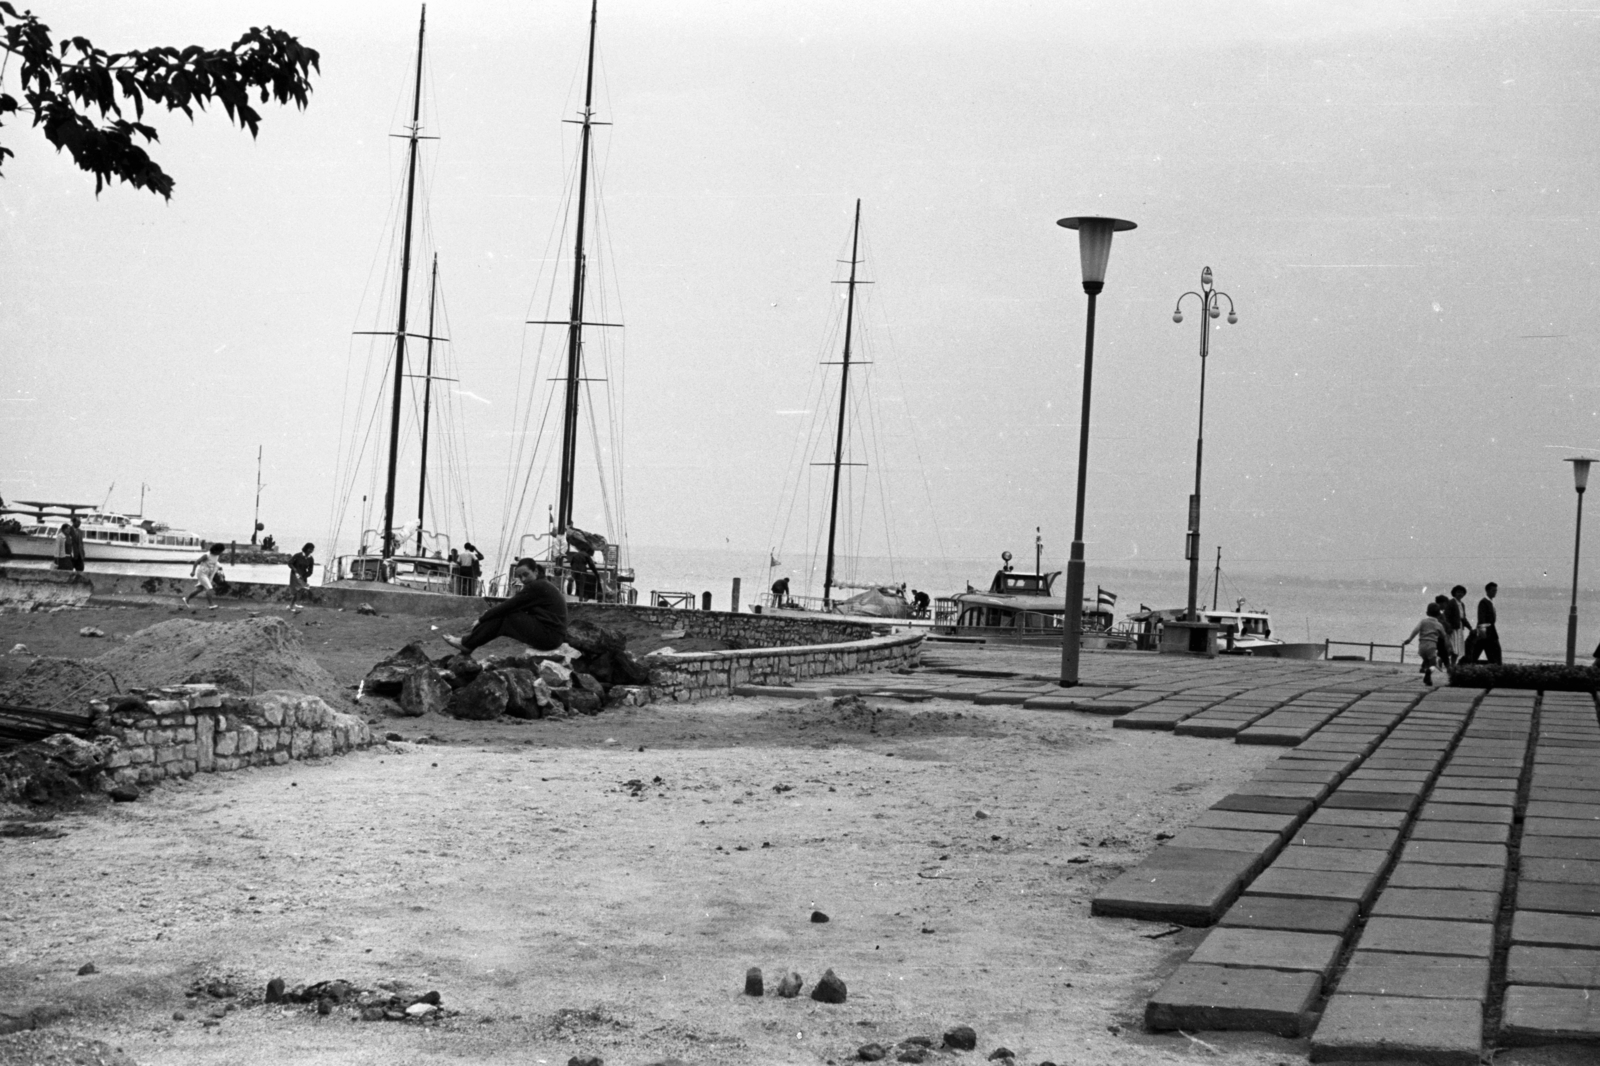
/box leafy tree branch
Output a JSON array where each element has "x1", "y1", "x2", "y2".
[{"x1": 0, "y1": 2, "x2": 319, "y2": 199}]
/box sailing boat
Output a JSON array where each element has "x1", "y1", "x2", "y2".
[
  {"x1": 327, "y1": 5, "x2": 478, "y2": 596},
  {"x1": 765, "y1": 200, "x2": 913, "y2": 621},
  {"x1": 495, "y1": 0, "x2": 635, "y2": 604}
]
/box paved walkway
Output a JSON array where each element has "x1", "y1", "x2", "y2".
[{"x1": 737, "y1": 643, "x2": 1600, "y2": 1059}]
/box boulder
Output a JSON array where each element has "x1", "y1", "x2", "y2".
[
  {"x1": 442, "y1": 654, "x2": 483, "y2": 688},
  {"x1": 363, "y1": 643, "x2": 433, "y2": 696},
  {"x1": 810, "y1": 968, "x2": 847, "y2": 1004},
  {"x1": 942, "y1": 1026, "x2": 977, "y2": 1051},
  {"x1": 565, "y1": 620, "x2": 651, "y2": 686},
  {"x1": 538, "y1": 660, "x2": 573, "y2": 689},
  {"x1": 558, "y1": 688, "x2": 603, "y2": 716},
  {"x1": 447, "y1": 671, "x2": 509, "y2": 720},
  {"x1": 399, "y1": 671, "x2": 451, "y2": 717},
  {"x1": 500, "y1": 668, "x2": 543, "y2": 720}
]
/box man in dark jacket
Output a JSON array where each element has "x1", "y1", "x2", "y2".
[
  {"x1": 443, "y1": 558, "x2": 567, "y2": 654},
  {"x1": 1463, "y1": 582, "x2": 1501, "y2": 664}
]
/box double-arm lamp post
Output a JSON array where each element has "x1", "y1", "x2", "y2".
[
  {"x1": 1171, "y1": 267, "x2": 1237, "y2": 622},
  {"x1": 1057, "y1": 215, "x2": 1136, "y2": 686},
  {"x1": 1566, "y1": 457, "x2": 1592, "y2": 666}
]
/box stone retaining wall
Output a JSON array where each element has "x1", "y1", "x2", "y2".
[
  {"x1": 576, "y1": 603, "x2": 880, "y2": 649},
  {"x1": 645, "y1": 629, "x2": 924, "y2": 703},
  {"x1": 92, "y1": 684, "x2": 372, "y2": 788}
]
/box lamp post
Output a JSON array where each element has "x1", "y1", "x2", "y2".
[
  {"x1": 1171, "y1": 267, "x2": 1237, "y2": 623},
  {"x1": 1056, "y1": 215, "x2": 1137, "y2": 686},
  {"x1": 1565, "y1": 457, "x2": 1592, "y2": 666}
]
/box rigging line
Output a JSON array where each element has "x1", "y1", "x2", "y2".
[{"x1": 581, "y1": 378, "x2": 616, "y2": 538}]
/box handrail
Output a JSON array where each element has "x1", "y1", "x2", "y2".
[
  {"x1": 1325, "y1": 638, "x2": 1408, "y2": 664},
  {"x1": 650, "y1": 590, "x2": 696, "y2": 609}
]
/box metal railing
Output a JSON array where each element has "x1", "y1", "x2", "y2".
[
  {"x1": 649, "y1": 591, "x2": 696, "y2": 610},
  {"x1": 1325, "y1": 639, "x2": 1408, "y2": 664}
]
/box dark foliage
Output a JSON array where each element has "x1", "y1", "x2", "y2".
[
  {"x1": 0, "y1": 2, "x2": 318, "y2": 198},
  {"x1": 1449, "y1": 662, "x2": 1600, "y2": 692}
]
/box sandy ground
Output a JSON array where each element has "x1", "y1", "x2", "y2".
[{"x1": 0, "y1": 603, "x2": 1588, "y2": 1066}]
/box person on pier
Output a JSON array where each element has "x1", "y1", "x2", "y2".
[{"x1": 442, "y1": 558, "x2": 567, "y2": 656}]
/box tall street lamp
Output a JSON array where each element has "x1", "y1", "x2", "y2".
[
  {"x1": 1172, "y1": 267, "x2": 1237, "y2": 623},
  {"x1": 1565, "y1": 457, "x2": 1592, "y2": 666},
  {"x1": 1057, "y1": 215, "x2": 1136, "y2": 686}
]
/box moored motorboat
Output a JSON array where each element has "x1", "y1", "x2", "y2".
[
  {"x1": 0, "y1": 500, "x2": 206, "y2": 569},
  {"x1": 931, "y1": 555, "x2": 1133, "y2": 647}
]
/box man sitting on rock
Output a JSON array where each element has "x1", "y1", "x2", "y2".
[{"x1": 443, "y1": 558, "x2": 567, "y2": 655}]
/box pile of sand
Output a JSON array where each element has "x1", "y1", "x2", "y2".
[
  {"x1": 0, "y1": 657, "x2": 115, "y2": 714},
  {"x1": 92, "y1": 616, "x2": 351, "y2": 708}
]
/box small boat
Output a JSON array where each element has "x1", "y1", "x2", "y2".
[
  {"x1": 1126, "y1": 601, "x2": 1325, "y2": 659},
  {"x1": 931, "y1": 555, "x2": 1134, "y2": 647},
  {"x1": 0, "y1": 500, "x2": 206, "y2": 568}
]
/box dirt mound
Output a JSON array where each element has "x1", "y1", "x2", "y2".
[
  {"x1": 0, "y1": 657, "x2": 115, "y2": 713},
  {"x1": 753, "y1": 694, "x2": 1000, "y2": 739},
  {"x1": 92, "y1": 617, "x2": 351, "y2": 708}
]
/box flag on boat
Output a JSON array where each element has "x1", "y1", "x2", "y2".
[
  {"x1": 1097, "y1": 586, "x2": 1118, "y2": 609},
  {"x1": 770, "y1": 550, "x2": 781, "y2": 568}
]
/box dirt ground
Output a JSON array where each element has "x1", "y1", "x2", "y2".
[{"x1": 0, "y1": 603, "x2": 1587, "y2": 1066}]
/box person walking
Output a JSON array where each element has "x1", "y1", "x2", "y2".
[
  {"x1": 1475, "y1": 582, "x2": 1501, "y2": 664},
  {"x1": 1433, "y1": 594, "x2": 1458, "y2": 668},
  {"x1": 1402, "y1": 602, "x2": 1450, "y2": 686},
  {"x1": 287, "y1": 542, "x2": 315, "y2": 611},
  {"x1": 1448, "y1": 585, "x2": 1470, "y2": 664},
  {"x1": 52, "y1": 522, "x2": 72, "y2": 570},
  {"x1": 62, "y1": 516, "x2": 86, "y2": 579},
  {"x1": 183, "y1": 543, "x2": 227, "y2": 609},
  {"x1": 442, "y1": 558, "x2": 567, "y2": 655}
]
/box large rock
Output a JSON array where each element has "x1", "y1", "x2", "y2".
[
  {"x1": 399, "y1": 670, "x2": 451, "y2": 717},
  {"x1": 447, "y1": 671, "x2": 509, "y2": 720},
  {"x1": 500, "y1": 668, "x2": 543, "y2": 720},
  {"x1": 558, "y1": 688, "x2": 603, "y2": 716},
  {"x1": 363, "y1": 643, "x2": 434, "y2": 696},
  {"x1": 539, "y1": 660, "x2": 573, "y2": 689},
  {"x1": 565, "y1": 620, "x2": 651, "y2": 686}
]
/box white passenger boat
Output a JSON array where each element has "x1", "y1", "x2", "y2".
[{"x1": 0, "y1": 500, "x2": 206, "y2": 568}]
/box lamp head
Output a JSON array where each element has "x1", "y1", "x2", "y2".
[
  {"x1": 1568, "y1": 457, "x2": 1594, "y2": 493},
  {"x1": 1057, "y1": 215, "x2": 1137, "y2": 294},
  {"x1": 1172, "y1": 310, "x2": 1183, "y2": 323},
  {"x1": 1201, "y1": 266, "x2": 1213, "y2": 291},
  {"x1": 1227, "y1": 311, "x2": 1238, "y2": 324},
  {"x1": 1208, "y1": 304, "x2": 1220, "y2": 319}
]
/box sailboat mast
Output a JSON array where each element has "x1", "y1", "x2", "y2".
[
  {"x1": 823, "y1": 198, "x2": 863, "y2": 609},
  {"x1": 556, "y1": 0, "x2": 600, "y2": 536},
  {"x1": 1211, "y1": 546, "x2": 1222, "y2": 611},
  {"x1": 415, "y1": 253, "x2": 439, "y2": 555},
  {"x1": 382, "y1": 4, "x2": 427, "y2": 561}
]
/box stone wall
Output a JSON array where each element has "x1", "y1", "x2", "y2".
[
  {"x1": 645, "y1": 629, "x2": 924, "y2": 703},
  {"x1": 575, "y1": 603, "x2": 881, "y2": 649},
  {"x1": 93, "y1": 684, "x2": 372, "y2": 788}
]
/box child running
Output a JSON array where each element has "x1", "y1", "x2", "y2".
[
  {"x1": 1401, "y1": 602, "x2": 1450, "y2": 686},
  {"x1": 287, "y1": 542, "x2": 315, "y2": 612},
  {"x1": 183, "y1": 543, "x2": 227, "y2": 610}
]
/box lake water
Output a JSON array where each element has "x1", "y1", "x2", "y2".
[{"x1": 628, "y1": 544, "x2": 1580, "y2": 665}]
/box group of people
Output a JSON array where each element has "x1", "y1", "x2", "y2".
[
  {"x1": 1402, "y1": 581, "x2": 1500, "y2": 686},
  {"x1": 52, "y1": 517, "x2": 85, "y2": 575}
]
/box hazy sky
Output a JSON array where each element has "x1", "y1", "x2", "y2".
[{"x1": 4, "y1": 0, "x2": 1598, "y2": 592}]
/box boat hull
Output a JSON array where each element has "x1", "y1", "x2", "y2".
[
  {"x1": 1223, "y1": 641, "x2": 1325, "y2": 660},
  {"x1": 1, "y1": 533, "x2": 200, "y2": 567}
]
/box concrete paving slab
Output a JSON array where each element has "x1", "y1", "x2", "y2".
[
  {"x1": 1500, "y1": 985, "x2": 1600, "y2": 1046},
  {"x1": 1434, "y1": 775, "x2": 1518, "y2": 791},
  {"x1": 1399, "y1": 840, "x2": 1508, "y2": 867},
  {"x1": 1526, "y1": 800, "x2": 1600, "y2": 821},
  {"x1": 1522, "y1": 816, "x2": 1600, "y2": 838},
  {"x1": 1145, "y1": 963, "x2": 1320, "y2": 1037},
  {"x1": 1517, "y1": 881, "x2": 1600, "y2": 916},
  {"x1": 1274, "y1": 844, "x2": 1390, "y2": 874},
  {"x1": 1213, "y1": 794, "x2": 1316, "y2": 817},
  {"x1": 1291, "y1": 824, "x2": 1401, "y2": 850},
  {"x1": 1308, "y1": 807, "x2": 1410, "y2": 829},
  {"x1": 1237, "y1": 727, "x2": 1325, "y2": 745},
  {"x1": 1356, "y1": 917, "x2": 1492, "y2": 957},
  {"x1": 1346, "y1": 769, "x2": 1433, "y2": 783},
  {"x1": 1421, "y1": 802, "x2": 1513, "y2": 825},
  {"x1": 1230, "y1": 780, "x2": 1332, "y2": 800},
  {"x1": 1336, "y1": 951, "x2": 1490, "y2": 1000},
  {"x1": 1323, "y1": 789, "x2": 1420, "y2": 813},
  {"x1": 1372, "y1": 888, "x2": 1499, "y2": 923},
  {"x1": 1512, "y1": 913, "x2": 1600, "y2": 954},
  {"x1": 1520, "y1": 857, "x2": 1600, "y2": 885},
  {"x1": 1189, "y1": 927, "x2": 1344, "y2": 977},
  {"x1": 1410, "y1": 819, "x2": 1509, "y2": 844},
  {"x1": 1442, "y1": 764, "x2": 1524, "y2": 778},
  {"x1": 1506, "y1": 945, "x2": 1600, "y2": 988},
  {"x1": 1428, "y1": 787, "x2": 1516, "y2": 806},
  {"x1": 1249, "y1": 865, "x2": 1382, "y2": 905},
  {"x1": 1253, "y1": 768, "x2": 1344, "y2": 785},
  {"x1": 1112, "y1": 709, "x2": 1197, "y2": 731},
  {"x1": 1191, "y1": 809, "x2": 1301, "y2": 834},
  {"x1": 1219, "y1": 895, "x2": 1359, "y2": 935},
  {"x1": 1520, "y1": 835, "x2": 1600, "y2": 861},
  {"x1": 1311, "y1": 994, "x2": 1482, "y2": 1065},
  {"x1": 1165, "y1": 827, "x2": 1283, "y2": 862},
  {"x1": 1090, "y1": 847, "x2": 1258, "y2": 925},
  {"x1": 1386, "y1": 862, "x2": 1505, "y2": 893},
  {"x1": 1530, "y1": 786, "x2": 1600, "y2": 804}
]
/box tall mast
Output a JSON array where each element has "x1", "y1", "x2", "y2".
[
  {"x1": 382, "y1": 4, "x2": 427, "y2": 560},
  {"x1": 823, "y1": 199, "x2": 863, "y2": 609},
  {"x1": 1211, "y1": 546, "x2": 1222, "y2": 611},
  {"x1": 556, "y1": 0, "x2": 600, "y2": 535},
  {"x1": 415, "y1": 253, "x2": 439, "y2": 555}
]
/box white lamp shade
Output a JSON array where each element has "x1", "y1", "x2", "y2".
[
  {"x1": 1569, "y1": 457, "x2": 1594, "y2": 491},
  {"x1": 1057, "y1": 215, "x2": 1137, "y2": 289}
]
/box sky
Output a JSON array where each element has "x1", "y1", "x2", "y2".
[{"x1": 4, "y1": 0, "x2": 1600, "y2": 596}]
